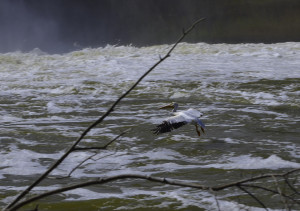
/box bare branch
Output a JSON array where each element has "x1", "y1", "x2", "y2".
[
  {"x1": 54, "y1": 152, "x2": 97, "y2": 179},
  {"x1": 70, "y1": 152, "x2": 97, "y2": 175},
  {"x1": 272, "y1": 175, "x2": 289, "y2": 210},
  {"x1": 72, "y1": 128, "x2": 131, "y2": 151},
  {"x1": 4, "y1": 18, "x2": 206, "y2": 210},
  {"x1": 66, "y1": 152, "x2": 117, "y2": 178},
  {"x1": 56, "y1": 129, "x2": 130, "y2": 179},
  {"x1": 242, "y1": 184, "x2": 300, "y2": 206},
  {"x1": 210, "y1": 188, "x2": 221, "y2": 211},
  {"x1": 8, "y1": 168, "x2": 300, "y2": 211},
  {"x1": 8, "y1": 174, "x2": 208, "y2": 211},
  {"x1": 284, "y1": 175, "x2": 300, "y2": 196},
  {"x1": 241, "y1": 184, "x2": 278, "y2": 195},
  {"x1": 212, "y1": 168, "x2": 300, "y2": 191},
  {"x1": 237, "y1": 185, "x2": 268, "y2": 211}
]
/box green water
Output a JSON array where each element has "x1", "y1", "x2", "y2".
[{"x1": 1, "y1": 43, "x2": 299, "y2": 210}]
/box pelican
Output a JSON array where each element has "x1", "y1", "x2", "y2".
[{"x1": 152, "y1": 102, "x2": 205, "y2": 136}]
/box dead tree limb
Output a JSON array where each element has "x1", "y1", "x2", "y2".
[
  {"x1": 211, "y1": 168, "x2": 300, "y2": 191},
  {"x1": 237, "y1": 185, "x2": 268, "y2": 211},
  {"x1": 210, "y1": 188, "x2": 221, "y2": 211},
  {"x1": 241, "y1": 184, "x2": 300, "y2": 206},
  {"x1": 8, "y1": 168, "x2": 300, "y2": 211},
  {"x1": 56, "y1": 129, "x2": 130, "y2": 179},
  {"x1": 272, "y1": 175, "x2": 289, "y2": 210},
  {"x1": 284, "y1": 176, "x2": 300, "y2": 196},
  {"x1": 72, "y1": 128, "x2": 131, "y2": 151},
  {"x1": 4, "y1": 18, "x2": 205, "y2": 211}
]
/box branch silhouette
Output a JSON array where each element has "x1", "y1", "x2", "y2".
[
  {"x1": 5, "y1": 17, "x2": 300, "y2": 211},
  {"x1": 241, "y1": 184, "x2": 300, "y2": 206},
  {"x1": 237, "y1": 185, "x2": 268, "y2": 211},
  {"x1": 9, "y1": 168, "x2": 300, "y2": 211},
  {"x1": 5, "y1": 18, "x2": 206, "y2": 211},
  {"x1": 55, "y1": 129, "x2": 130, "y2": 179}
]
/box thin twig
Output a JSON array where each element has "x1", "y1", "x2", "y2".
[
  {"x1": 9, "y1": 168, "x2": 300, "y2": 211},
  {"x1": 241, "y1": 184, "x2": 300, "y2": 205},
  {"x1": 66, "y1": 152, "x2": 118, "y2": 178},
  {"x1": 272, "y1": 175, "x2": 289, "y2": 211},
  {"x1": 54, "y1": 129, "x2": 128, "y2": 179},
  {"x1": 72, "y1": 128, "x2": 131, "y2": 151},
  {"x1": 212, "y1": 168, "x2": 300, "y2": 191},
  {"x1": 210, "y1": 188, "x2": 221, "y2": 211},
  {"x1": 5, "y1": 18, "x2": 205, "y2": 211},
  {"x1": 284, "y1": 175, "x2": 300, "y2": 196},
  {"x1": 8, "y1": 174, "x2": 208, "y2": 211},
  {"x1": 70, "y1": 152, "x2": 97, "y2": 176},
  {"x1": 53, "y1": 152, "x2": 97, "y2": 179},
  {"x1": 237, "y1": 185, "x2": 268, "y2": 211}
]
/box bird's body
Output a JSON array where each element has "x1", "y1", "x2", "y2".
[{"x1": 152, "y1": 103, "x2": 205, "y2": 136}]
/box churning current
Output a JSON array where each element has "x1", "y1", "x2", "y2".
[{"x1": 0, "y1": 42, "x2": 300, "y2": 210}]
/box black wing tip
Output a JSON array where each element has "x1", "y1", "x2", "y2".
[
  {"x1": 151, "y1": 121, "x2": 170, "y2": 135},
  {"x1": 152, "y1": 121, "x2": 186, "y2": 135},
  {"x1": 151, "y1": 128, "x2": 161, "y2": 135}
]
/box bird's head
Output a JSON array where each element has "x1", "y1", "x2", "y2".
[{"x1": 159, "y1": 102, "x2": 178, "y2": 112}]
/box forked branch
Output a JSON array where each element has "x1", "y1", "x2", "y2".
[
  {"x1": 5, "y1": 18, "x2": 205, "y2": 211},
  {"x1": 9, "y1": 168, "x2": 300, "y2": 211}
]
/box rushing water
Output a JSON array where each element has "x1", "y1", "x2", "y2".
[{"x1": 0, "y1": 42, "x2": 300, "y2": 210}]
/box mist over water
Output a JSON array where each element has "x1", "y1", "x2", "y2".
[{"x1": 1, "y1": 0, "x2": 300, "y2": 53}]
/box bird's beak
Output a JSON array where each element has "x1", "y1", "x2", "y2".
[{"x1": 159, "y1": 103, "x2": 174, "y2": 109}]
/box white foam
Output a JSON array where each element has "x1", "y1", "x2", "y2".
[
  {"x1": 143, "y1": 148, "x2": 183, "y2": 160},
  {"x1": 1, "y1": 42, "x2": 299, "y2": 209},
  {"x1": 204, "y1": 155, "x2": 300, "y2": 170},
  {"x1": 1, "y1": 149, "x2": 62, "y2": 176},
  {"x1": 0, "y1": 114, "x2": 22, "y2": 123},
  {"x1": 170, "y1": 91, "x2": 191, "y2": 99},
  {"x1": 46, "y1": 101, "x2": 62, "y2": 113},
  {"x1": 223, "y1": 137, "x2": 240, "y2": 144},
  {"x1": 61, "y1": 185, "x2": 271, "y2": 211}
]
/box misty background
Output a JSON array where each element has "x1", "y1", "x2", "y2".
[{"x1": 0, "y1": 0, "x2": 300, "y2": 53}]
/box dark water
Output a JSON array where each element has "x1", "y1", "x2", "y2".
[{"x1": 0, "y1": 42, "x2": 300, "y2": 210}]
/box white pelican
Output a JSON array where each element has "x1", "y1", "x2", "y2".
[{"x1": 152, "y1": 102, "x2": 205, "y2": 136}]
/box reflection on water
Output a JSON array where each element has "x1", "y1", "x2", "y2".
[{"x1": 0, "y1": 42, "x2": 300, "y2": 210}]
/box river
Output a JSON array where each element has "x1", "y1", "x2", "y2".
[{"x1": 1, "y1": 42, "x2": 300, "y2": 210}]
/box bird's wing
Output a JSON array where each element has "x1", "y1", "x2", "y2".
[
  {"x1": 152, "y1": 114, "x2": 188, "y2": 135},
  {"x1": 184, "y1": 108, "x2": 203, "y2": 118},
  {"x1": 167, "y1": 114, "x2": 190, "y2": 124}
]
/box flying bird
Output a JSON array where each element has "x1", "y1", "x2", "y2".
[{"x1": 152, "y1": 102, "x2": 205, "y2": 136}]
